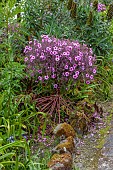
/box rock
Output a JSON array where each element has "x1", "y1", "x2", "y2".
[
  {"x1": 48, "y1": 123, "x2": 76, "y2": 169},
  {"x1": 52, "y1": 136, "x2": 75, "y2": 154},
  {"x1": 48, "y1": 153, "x2": 72, "y2": 170},
  {"x1": 70, "y1": 112, "x2": 89, "y2": 135},
  {"x1": 53, "y1": 122, "x2": 76, "y2": 138}
]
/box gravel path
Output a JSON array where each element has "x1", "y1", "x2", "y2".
[
  {"x1": 98, "y1": 120, "x2": 113, "y2": 170},
  {"x1": 73, "y1": 101, "x2": 113, "y2": 170}
]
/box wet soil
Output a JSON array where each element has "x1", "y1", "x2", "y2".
[{"x1": 73, "y1": 100, "x2": 113, "y2": 170}]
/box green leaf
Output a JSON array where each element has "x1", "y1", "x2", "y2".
[
  {"x1": 0, "y1": 152, "x2": 15, "y2": 161},
  {"x1": 0, "y1": 141, "x2": 26, "y2": 152}
]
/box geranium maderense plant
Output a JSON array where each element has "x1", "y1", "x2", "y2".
[
  {"x1": 24, "y1": 35, "x2": 97, "y2": 122},
  {"x1": 24, "y1": 35, "x2": 96, "y2": 91}
]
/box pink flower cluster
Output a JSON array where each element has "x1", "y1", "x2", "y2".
[
  {"x1": 24, "y1": 35, "x2": 96, "y2": 89},
  {"x1": 98, "y1": 3, "x2": 106, "y2": 12},
  {"x1": 90, "y1": 3, "x2": 106, "y2": 12}
]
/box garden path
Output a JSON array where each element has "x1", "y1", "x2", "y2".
[
  {"x1": 98, "y1": 120, "x2": 113, "y2": 170},
  {"x1": 74, "y1": 100, "x2": 113, "y2": 170}
]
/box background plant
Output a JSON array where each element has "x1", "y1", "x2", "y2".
[
  {"x1": 0, "y1": 0, "x2": 52, "y2": 169},
  {"x1": 68, "y1": 1, "x2": 113, "y2": 56}
]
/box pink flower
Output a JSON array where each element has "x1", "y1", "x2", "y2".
[
  {"x1": 58, "y1": 47, "x2": 62, "y2": 51},
  {"x1": 63, "y1": 52, "x2": 67, "y2": 56},
  {"x1": 28, "y1": 47, "x2": 32, "y2": 51},
  {"x1": 65, "y1": 72, "x2": 69, "y2": 77},
  {"x1": 44, "y1": 75, "x2": 49, "y2": 80},
  {"x1": 36, "y1": 53, "x2": 39, "y2": 56},
  {"x1": 47, "y1": 38, "x2": 52, "y2": 43},
  {"x1": 66, "y1": 46, "x2": 72, "y2": 51},
  {"x1": 79, "y1": 51, "x2": 83, "y2": 57},
  {"x1": 64, "y1": 65, "x2": 68, "y2": 69},
  {"x1": 30, "y1": 55, "x2": 35, "y2": 60},
  {"x1": 73, "y1": 74, "x2": 78, "y2": 79},
  {"x1": 90, "y1": 75, "x2": 94, "y2": 80},
  {"x1": 53, "y1": 46, "x2": 58, "y2": 50},
  {"x1": 89, "y1": 62, "x2": 92, "y2": 66},
  {"x1": 89, "y1": 56, "x2": 92, "y2": 60},
  {"x1": 89, "y1": 48, "x2": 93, "y2": 54},
  {"x1": 53, "y1": 84, "x2": 58, "y2": 88},
  {"x1": 86, "y1": 80, "x2": 90, "y2": 84},
  {"x1": 51, "y1": 74, "x2": 56, "y2": 79},
  {"x1": 73, "y1": 64, "x2": 77, "y2": 69},
  {"x1": 78, "y1": 62, "x2": 81, "y2": 66},
  {"x1": 93, "y1": 69, "x2": 96, "y2": 74},
  {"x1": 68, "y1": 57, "x2": 72, "y2": 61},
  {"x1": 41, "y1": 34, "x2": 49, "y2": 38},
  {"x1": 51, "y1": 67, "x2": 55, "y2": 72},
  {"x1": 24, "y1": 57, "x2": 28, "y2": 62},
  {"x1": 75, "y1": 71, "x2": 79, "y2": 75},
  {"x1": 50, "y1": 51, "x2": 53, "y2": 55},
  {"x1": 55, "y1": 56, "x2": 60, "y2": 61},
  {"x1": 37, "y1": 43, "x2": 42, "y2": 48},
  {"x1": 69, "y1": 67, "x2": 74, "y2": 71},
  {"x1": 46, "y1": 47, "x2": 51, "y2": 51},
  {"x1": 40, "y1": 55, "x2": 46, "y2": 60},
  {"x1": 81, "y1": 66, "x2": 85, "y2": 70},
  {"x1": 42, "y1": 39, "x2": 45, "y2": 42},
  {"x1": 29, "y1": 41, "x2": 32, "y2": 44},
  {"x1": 52, "y1": 51, "x2": 57, "y2": 55},
  {"x1": 86, "y1": 74, "x2": 89, "y2": 78},
  {"x1": 38, "y1": 70, "x2": 42, "y2": 74},
  {"x1": 38, "y1": 76, "x2": 42, "y2": 81},
  {"x1": 75, "y1": 56, "x2": 81, "y2": 61}
]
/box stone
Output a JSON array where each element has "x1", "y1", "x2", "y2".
[
  {"x1": 52, "y1": 136, "x2": 75, "y2": 154},
  {"x1": 48, "y1": 153, "x2": 72, "y2": 170},
  {"x1": 53, "y1": 122, "x2": 76, "y2": 138}
]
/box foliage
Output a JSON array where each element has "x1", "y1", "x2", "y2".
[
  {"x1": 94, "y1": 56, "x2": 113, "y2": 101},
  {"x1": 23, "y1": 0, "x2": 113, "y2": 57},
  {"x1": 0, "y1": 0, "x2": 51, "y2": 169},
  {"x1": 27, "y1": 149, "x2": 51, "y2": 170},
  {"x1": 69, "y1": 2, "x2": 113, "y2": 56},
  {"x1": 23, "y1": 0, "x2": 74, "y2": 39},
  {"x1": 0, "y1": 0, "x2": 113, "y2": 169}
]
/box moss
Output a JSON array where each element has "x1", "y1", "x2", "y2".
[
  {"x1": 70, "y1": 111, "x2": 89, "y2": 136},
  {"x1": 53, "y1": 136, "x2": 75, "y2": 154},
  {"x1": 48, "y1": 153, "x2": 72, "y2": 169},
  {"x1": 96, "y1": 113, "x2": 112, "y2": 149},
  {"x1": 54, "y1": 122, "x2": 76, "y2": 138}
]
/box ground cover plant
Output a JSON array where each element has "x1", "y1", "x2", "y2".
[{"x1": 0, "y1": 0, "x2": 113, "y2": 169}]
